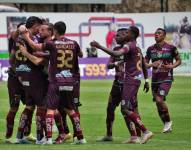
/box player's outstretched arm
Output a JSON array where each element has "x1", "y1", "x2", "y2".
[
  {"x1": 90, "y1": 41, "x2": 124, "y2": 57},
  {"x1": 19, "y1": 44, "x2": 44, "y2": 65}
]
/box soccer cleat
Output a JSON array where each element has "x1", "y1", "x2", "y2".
[
  {"x1": 71, "y1": 137, "x2": 87, "y2": 144},
  {"x1": 64, "y1": 133, "x2": 72, "y2": 141},
  {"x1": 54, "y1": 134, "x2": 66, "y2": 144},
  {"x1": 4, "y1": 138, "x2": 14, "y2": 144},
  {"x1": 14, "y1": 138, "x2": 32, "y2": 144},
  {"x1": 36, "y1": 137, "x2": 46, "y2": 145},
  {"x1": 24, "y1": 133, "x2": 36, "y2": 142},
  {"x1": 140, "y1": 131, "x2": 153, "y2": 144},
  {"x1": 162, "y1": 121, "x2": 172, "y2": 133},
  {"x1": 122, "y1": 136, "x2": 140, "y2": 144},
  {"x1": 43, "y1": 138, "x2": 53, "y2": 145},
  {"x1": 96, "y1": 136, "x2": 113, "y2": 142}
]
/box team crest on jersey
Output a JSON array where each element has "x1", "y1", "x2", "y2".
[
  {"x1": 160, "y1": 90, "x2": 165, "y2": 96},
  {"x1": 119, "y1": 55, "x2": 124, "y2": 60}
]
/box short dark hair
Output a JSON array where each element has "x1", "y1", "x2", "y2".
[
  {"x1": 129, "y1": 26, "x2": 139, "y2": 39},
  {"x1": 17, "y1": 22, "x2": 25, "y2": 29},
  {"x1": 26, "y1": 16, "x2": 42, "y2": 28},
  {"x1": 117, "y1": 28, "x2": 128, "y2": 32},
  {"x1": 156, "y1": 28, "x2": 166, "y2": 35},
  {"x1": 43, "y1": 22, "x2": 54, "y2": 35},
  {"x1": 54, "y1": 21, "x2": 66, "y2": 35}
]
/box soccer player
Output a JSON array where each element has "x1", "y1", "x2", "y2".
[
  {"x1": 19, "y1": 22, "x2": 82, "y2": 144},
  {"x1": 5, "y1": 23, "x2": 35, "y2": 143},
  {"x1": 96, "y1": 29, "x2": 126, "y2": 142},
  {"x1": 19, "y1": 22, "x2": 67, "y2": 144},
  {"x1": 145, "y1": 28, "x2": 181, "y2": 133},
  {"x1": 14, "y1": 16, "x2": 48, "y2": 144},
  {"x1": 20, "y1": 21, "x2": 86, "y2": 144},
  {"x1": 58, "y1": 46, "x2": 83, "y2": 141},
  {"x1": 90, "y1": 26, "x2": 153, "y2": 144},
  {"x1": 97, "y1": 28, "x2": 149, "y2": 143}
]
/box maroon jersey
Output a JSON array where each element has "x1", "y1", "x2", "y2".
[
  {"x1": 109, "y1": 46, "x2": 124, "y2": 82},
  {"x1": 14, "y1": 35, "x2": 45, "y2": 86},
  {"x1": 123, "y1": 41, "x2": 142, "y2": 81},
  {"x1": 43, "y1": 37, "x2": 80, "y2": 85},
  {"x1": 145, "y1": 42, "x2": 179, "y2": 83}
]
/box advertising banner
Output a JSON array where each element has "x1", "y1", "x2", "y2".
[{"x1": 0, "y1": 58, "x2": 116, "y2": 81}]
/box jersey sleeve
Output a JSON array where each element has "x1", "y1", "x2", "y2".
[
  {"x1": 145, "y1": 47, "x2": 151, "y2": 61},
  {"x1": 123, "y1": 44, "x2": 130, "y2": 54},
  {"x1": 172, "y1": 46, "x2": 179, "y2": 58},
  {"x1": 74, "y1": 41, "x2": 81, "y2": 54},
  {"x1": 43, "y1": 41, "x2": 54, "y2": 52}
]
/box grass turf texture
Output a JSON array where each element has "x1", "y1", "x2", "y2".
[{"x1": 0, "y1": 76, "x2": 191, "y2": 150}]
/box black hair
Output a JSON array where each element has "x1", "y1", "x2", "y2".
[
  {"x1": 53, "y1": 21, "x2": 66, "y2": 35},
  {"x1": 156, "y1": 28, "x2": 166, "y2": 35},
  {"x1": 129, "y1": 26, "x2": 139, "y2": 39},
  {"x1": 42, "y1": 22, "x2": 54, "y2": 35},
  {"x1": 25, "y1": 16, "x2": 42, "y2": 28},
  {"x1": 17, "y1": 22, "x2": 25, "y2": 29},
  {"x1": 117, "y1": 28, "x2": 128, "y2": 32}
]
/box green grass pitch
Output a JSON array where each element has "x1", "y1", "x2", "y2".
[{"x1": 0, "y1": 76, "x2": 191, "y2": 150}]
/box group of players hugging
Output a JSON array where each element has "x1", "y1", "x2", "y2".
[{"x1": 5, "y1": 16, "x2": 181, "y2": 145}]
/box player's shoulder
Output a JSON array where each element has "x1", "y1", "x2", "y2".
[
  {"x1": 164, "y1": 42, "x2": 176, "y2": 50},
  {"x1": 147, "y1": 44, "x2": 155, "y2": 51},
  {"x1": 64, "y1": 37, "x2": 78, "y2": 44},
  {"x1": 113, "y1": 45, "x2": 123, "y2": 51}
]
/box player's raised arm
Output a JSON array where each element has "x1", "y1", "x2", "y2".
[
  {"x1": 20, "y1": 30, "x2": 43, "y2": 51},
  {"x1": 90, "y1": 41, "x2": 125, "y2": 57},
  {"x1": 18, "y1": 44, "x2": 44, "y2": 65}
]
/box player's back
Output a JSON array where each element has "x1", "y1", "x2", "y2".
[
  {"x1": 49, "y1": 37, "x2": 80, "y2": 85},
  {"x1": 124, "y1": 41, "x2": 142, "y2": 80}
]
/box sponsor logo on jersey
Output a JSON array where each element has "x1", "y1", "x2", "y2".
[{"x1": 16, "y1": 64, "x2": 31, "y2": 72}]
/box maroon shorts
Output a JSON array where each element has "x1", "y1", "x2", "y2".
[
  {"x1": 46, "y1": 83, "x2": 75, "y2": 110},
  {"x1": 7, "y1": 73, "x2": 25, "y2": 108},
  {"x1": 122, "y1": 79, "x2": 141, "y2": 111},
  {"x1": 109, "y1": 80, "x2": 123, "y2": 107},
  {"x1": 21, "y1": 76, "x2": 48, "y2": 107},
  {"x1": 152, "y1": 81, "x2": 172, "y2": 101}
]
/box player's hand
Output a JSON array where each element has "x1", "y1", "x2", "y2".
[
  {"x1": 161, "y1": 64, "x2": 173, "y2": 69},
  {"x1": 143, "y1": 82, "x2": 149, "y2": 93},
  {"x1": 18, "y1": 44, "x2": 27, "y2": 56},
  {"x1": 152, "y1": 60, "x2": 161, "y2": 68},
  {"x1": 90, "y1": 41, "x2": 100, "y2": 48},
  {"x1": 18, "y1": 25, "x2": 28, "y2": 34},
  {"x1": 21, "y1": 30, "x2": 30, "y2": 40}
]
